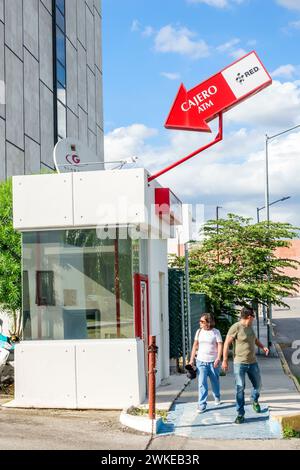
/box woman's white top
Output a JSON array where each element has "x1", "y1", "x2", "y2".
[{"x1": 195, "y1": 328, "x2": 223, "y2": 362}]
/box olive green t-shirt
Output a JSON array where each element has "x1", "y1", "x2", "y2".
[{"x1": 227, "y1": 322, "x2": 257, "y2": 364}]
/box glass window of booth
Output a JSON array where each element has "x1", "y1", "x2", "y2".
[{"x1": 22, "y1": 230, "x2": 139, "y2": 341}]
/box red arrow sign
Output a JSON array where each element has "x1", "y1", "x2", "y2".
[{"x1": 165, "y1": 51, "x2": 272, "y2": 133}]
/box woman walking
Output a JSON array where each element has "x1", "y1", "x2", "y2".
[{"x1": 189, "y1": 313, "x2": 223, "y2": 413}]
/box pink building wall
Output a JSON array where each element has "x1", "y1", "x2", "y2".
[{"x1": 275, "y1": 240, "x2": 300, "y2": 294}]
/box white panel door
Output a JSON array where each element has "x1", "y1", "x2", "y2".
[
  {"x1": 72, "y1": 169, "x2": 147, "y2": 227},
  {"x1": 13, "y1": 174, "x2": 74, "y2": 230},
  {"x1": 14, "y1": 342, "x2": 77, "y2": 408},
  {"x1": 75, "y1": 340, "x2": 142, "y2": 409}
]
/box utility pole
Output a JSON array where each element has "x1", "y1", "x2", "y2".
[
  {"x1": 265, "y1": 134, "x2": 272, "y2": 349},
  {"x1": 216, "y1": 206, "x2": 222, "y2": 231},
  {"x1": 257, "y1": 196, "x2": 290, "y2": 225}
]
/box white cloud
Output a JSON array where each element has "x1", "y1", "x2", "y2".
[
  {"x1": 188, "y1": 0, "x2": 228, "y2": 7},
  {"x1": 133, "y1": 21, "x2": 252, "y2": 62},
  {"x1": 277, "y1": 0, "x2": 300, "y2": 10},
  {"x1": 161, "y1": 72, "x2": 181, "y2": 80},
  {"x1": 154, "y1": 25, "x2": 210, "y2": 59},
  {"x1": 142, "y1": 26, "x2": 155, "y2": 37},
  {"x1": 272, "y1": 64, "x2": 297, "y2": 79},
  {"x1": 104, "y1": 124, "x2": 157, "y2": 163},
  {"x1": 217, "y1": 38, "x2": 241, "y2": 52},
  {"x1": 131, "y1": 21, "x2": 155, "y2": 37},
  {"x1": 131, "y1": 20, "x2": 140, "y2": 32},
  {"x1": 289, "y1": 20, "x2": 300, "y2": 29},
  {"x1": 187, "y1": 0, "x2": 245, "y2": 7},
  {"x1": 217, "y1": 39, "x2": 249, "y2": 61},
  {"x1": 105, "y1": 124, "x2": 300, "y2": 224},
  {"x1": 104, "y1": 79, "x2": 300, "y2": 225},
  {"x1": 247, "y1": 39, "x2": 257, "y2": 47},
  {"x1": 227, "y1": 80, "x2": 300, "y2": 130},
  {"x1": 229, "y1": 48, "x2": 248, "y2": 59}
]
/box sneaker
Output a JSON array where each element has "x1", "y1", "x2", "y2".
[
  {"x1": 214, "y1": 399, "x2": 221, "y2": 406},
  {"x1": 197, "y1": 405, "x2": 207, "y2": 414},
  {"x1": 252, "y1": 401, "x2": 261, "y2": 413},
  {"x1": 234, "y1": 415, "x2": 245, "y2": 424}
]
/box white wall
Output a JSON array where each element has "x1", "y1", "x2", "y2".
[
  {"x1": 148, "y1": 239, "x2": 169, "y2": 384},
  {"x1": 13, "y1": 167, "x2": 179, "y2": 405},
  {"x1": 14, "y1": 339, "x2": 146, "y2": 409},
  {"x1": 13, "y1": 169, "x2": 148, "y2": 230}
]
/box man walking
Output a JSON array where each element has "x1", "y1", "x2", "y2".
[{"x1": 222, "y1": 307, "x2": 269, "y2": 424}]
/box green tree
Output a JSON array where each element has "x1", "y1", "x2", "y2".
[
  {"x1": 0, "y1": 179, "x2": 22, "y2": 336},
  {"x1": 171, "y1": 214, "x2": 300, "y2": 328}
]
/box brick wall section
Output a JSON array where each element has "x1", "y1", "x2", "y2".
[{"x1": 275, "y1": 240, "x2": 300, "y2": 294}]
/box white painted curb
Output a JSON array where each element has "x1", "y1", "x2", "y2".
[{"x1": 120, "y1": 410, "x2": 163, "y2": 434}]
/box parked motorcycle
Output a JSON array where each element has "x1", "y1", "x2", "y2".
[{"x1": 0, "y1": 334, "x2": 18, "y2": 378}]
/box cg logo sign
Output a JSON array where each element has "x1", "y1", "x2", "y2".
[
  {"x1": 54, "y1": 138, "x2": 98, "y2": 173},
  {"x1": 66, "y1": 153, "x2": 80, "y2": 165}
]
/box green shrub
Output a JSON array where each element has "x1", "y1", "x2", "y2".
[{"x1": 283, "y1": 426, "x2": 300, "y2": 439}]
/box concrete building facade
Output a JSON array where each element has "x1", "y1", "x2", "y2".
[{"x1": 0, "y1": 0, "x2": 103, "y2": 180}]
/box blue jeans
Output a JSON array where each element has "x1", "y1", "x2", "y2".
[
  {"x1": 234, "y1": 362, "x2": 262, "y2": 417},
  {"x1": 196, "y1": 360, "x2": 220, "y2": 407}
]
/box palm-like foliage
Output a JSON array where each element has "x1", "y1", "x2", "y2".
[
  {"x1": 171, "y1": 214, "x2": 300, "y2": 320},
  {"x1": 0, "y1": 179, "x2": 22, "y2": 335}
]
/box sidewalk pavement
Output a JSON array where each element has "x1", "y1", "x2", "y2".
[{"x1": 149, "y1": 317, "x2": 300, "y2": 439}]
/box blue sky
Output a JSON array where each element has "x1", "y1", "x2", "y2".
[{"x1": 102, "y1": 0, "x2": 300, "y2": 224}]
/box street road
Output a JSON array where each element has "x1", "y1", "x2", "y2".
[{"x1": 0, "y1": 398, "x2": 299, "y2": 450}]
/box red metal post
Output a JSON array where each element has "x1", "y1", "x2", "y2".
[
  {"x1": 148, "y1": 336, "x2": 158, "y2": 420},
  {"x1": 148, "y1": 112, "x2": 223, "y2": 183}
]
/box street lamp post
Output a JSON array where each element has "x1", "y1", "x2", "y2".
[
  {"x1": 257, "y1": 196, "x2": 291, "y2": 223},
  {"x1": 264, "y1": 123, "x2": 300, "y2": 348},
  {"x1": 256, "y1": 195, "x2": 291, "y2": 333},
  {"x1": 216, "y1": 206, "x2": 222, "y2": 228}
]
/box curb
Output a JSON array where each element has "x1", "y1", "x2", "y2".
[
  {"x1": 271, "y1": 413, "x2": 300, "y2": 433},
  {"x1": 120, "y1": 410, "x2": 163, "y2": 435},
  {"x1": 119, "y1": 375, "x2": 190, "y2": 435}
]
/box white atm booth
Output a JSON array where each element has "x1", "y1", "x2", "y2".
[{"x1": 11, "y1": 167, "x2": 182, "y2": 409}]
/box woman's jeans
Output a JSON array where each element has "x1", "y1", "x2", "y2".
[
  {"x1": 234, "y1": 362, "x2": 262, "y2": 417},
  {"x1": 196, "y1": 360, "x2": 220, "y2": 407}
]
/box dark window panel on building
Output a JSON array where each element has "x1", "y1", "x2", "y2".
[
  {"x1": 56, "y1": 0, "x2": 65, "y2": 15},
  {"x1": 53, "y1": 0, "x2": 67, "y2": 144},
  {"x1": 57, "y1": 61, "x2": 66, "y2": 87},
  {"x1": 57, "y1": 100, "x2": 67, "y2": 139},
  {"x1": 56, "y1": 26, "x2": 66, "y2": 65},
  {"x1": 56, "y1": 7, "x2": 65, "y2": 33}
]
